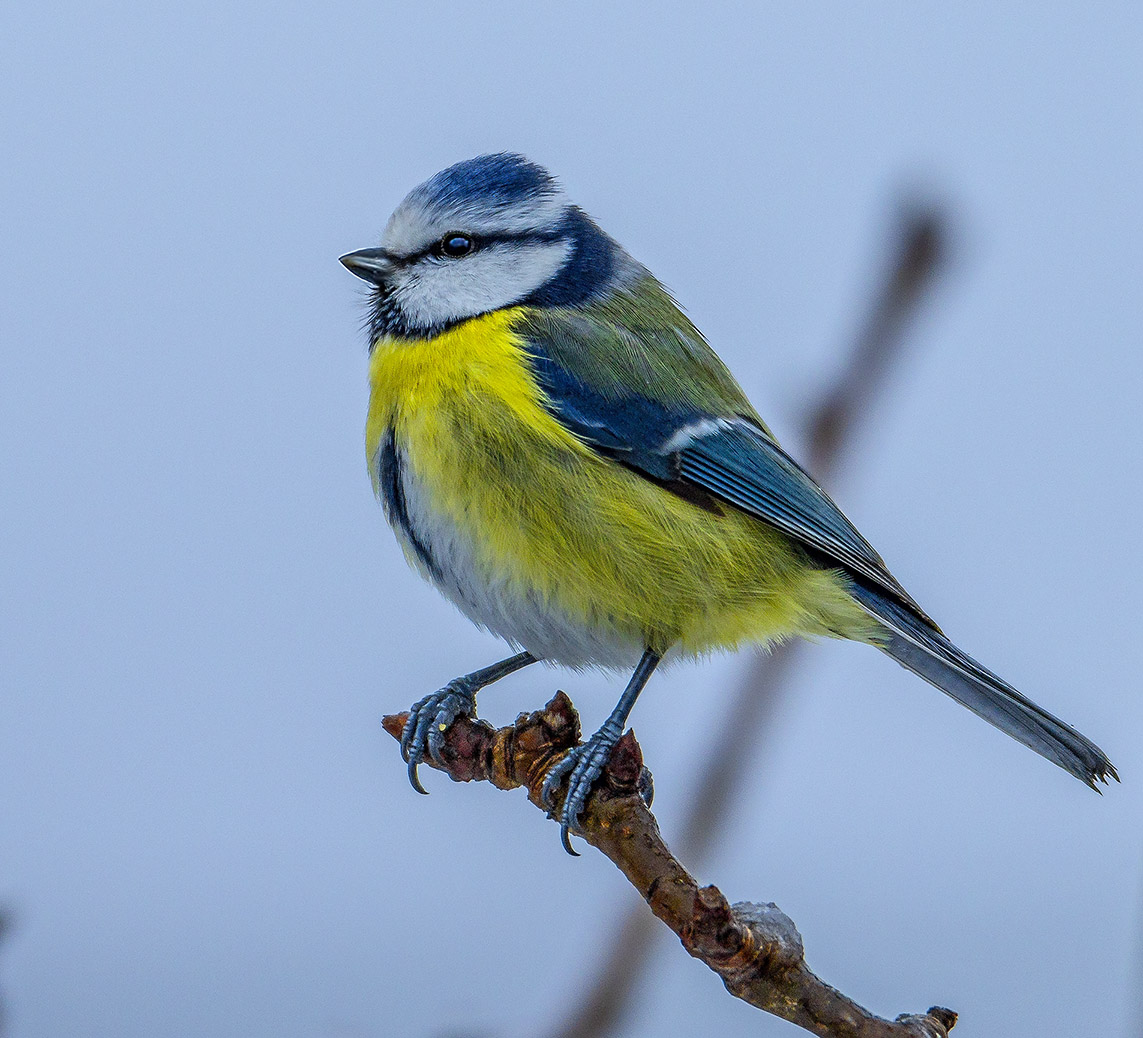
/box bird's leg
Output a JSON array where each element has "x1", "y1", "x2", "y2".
[
  {"x1": 542, "y1": 648, "x2": 662, "y2": 855},
  {"x1": 400, "y1": 651, "x2": 537, "y2": 793}
]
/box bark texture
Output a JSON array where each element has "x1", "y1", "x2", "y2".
[{"x1": 382, "y1": 695, "x2": 956, "y2": 1038}]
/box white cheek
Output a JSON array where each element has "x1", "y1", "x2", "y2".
[{"x1": 394, "y1": 240, "x2": 572, "y2": 328}]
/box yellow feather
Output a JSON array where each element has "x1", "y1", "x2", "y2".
[{"x1": 366, "y1": 308, "x2": 878, "y2": 657}]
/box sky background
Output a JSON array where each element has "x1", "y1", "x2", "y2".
[{"x1": 2, "y1": 4, "x2": 1142, "y2": 1037}]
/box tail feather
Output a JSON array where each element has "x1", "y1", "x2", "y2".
[{"x1": 849, "y1": 581, "x2": 1117, "y2": 789}]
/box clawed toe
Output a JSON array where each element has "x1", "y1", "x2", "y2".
[
  {"x1": 399, "y1": 679, "x2": 476, "y2": 794},
  {"x1": 542, "y1": 728, "x2": 621, "y2": 855}
]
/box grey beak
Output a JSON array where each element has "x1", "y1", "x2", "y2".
[{"x1": 339, "y1": 247, "x2": 396, "y2": 284}]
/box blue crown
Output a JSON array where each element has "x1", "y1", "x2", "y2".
[{"x1": 415, "y1": 153, "x2": 558, "y2": 211}]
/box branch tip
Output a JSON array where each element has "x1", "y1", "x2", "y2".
[
  {"x1": 380, "y1": 712, "x2": 407, "y2": 741},
  {"x1": 928, "y1": 1008, "x2": 957, "y2": 1031},
  {"x1": 603, "y1": 730, "x2": 643, "y2": 791}
]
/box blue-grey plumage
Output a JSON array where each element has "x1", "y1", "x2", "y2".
[{"x1": 341, "y1": 153, "x2": 1116, "y2": 851}]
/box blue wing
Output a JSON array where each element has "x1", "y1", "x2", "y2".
[
  {"x1": 675, "y1": 419, "x2": 923, "y2": 612},
  {"x1": 520, "y1": 314, "x2": 1117, "y2": 788},
  {"x1": 524, "y1": 338, "x2": 924, "y2": 616}
]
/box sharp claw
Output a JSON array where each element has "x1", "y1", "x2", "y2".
[
  {"x1": 565, "y1": 799, "x2": 584, "y2": 835},
  {"x1": 544, "y1": 746, "x2": 592, "y2": 852},
  {"x1": 547, "y1": 729, "x2": 624, "y2": 853},
  {"x1": 407, "y1": 753, "x2": 428, "y2": 795},
  {"x1": 401, "y1": 695, "x2": 437, "y2": 793}
]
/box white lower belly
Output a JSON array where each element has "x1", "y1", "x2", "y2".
[{"x1": 390, "y1": 448, "x2": 645, "y2": 670}]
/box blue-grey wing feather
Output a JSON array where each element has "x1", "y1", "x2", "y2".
[
  {"x1": 675, "y1": 420, "x2": 923, "y2": 613},
  {"x1": 522, "y1": 323, "x2": 922, "y2": 614},
  {"x1": 526, "y1": 349, "x2": 687, "y2": 481}
]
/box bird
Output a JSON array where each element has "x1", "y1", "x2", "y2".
[{"x1": 340, "y1": 152, "x2": 1116, "y2": 854}]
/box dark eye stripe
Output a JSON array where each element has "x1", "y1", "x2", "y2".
[{"x1": 395, "y1": 228, "x2": 565, "y2": 266}]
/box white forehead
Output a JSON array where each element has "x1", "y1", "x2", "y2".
[
  {"x1": 382, "y1": 189, "x2": 568, "y2": 256},
  {"x1": 381, "y1": 154, "x2": 569, "y2": 257}
]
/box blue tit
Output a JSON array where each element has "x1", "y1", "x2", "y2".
[{"x1": 340, "y1": 153, "x2": 1115, "y2": 853}]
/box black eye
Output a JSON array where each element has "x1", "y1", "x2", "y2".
[{"x1": 438, "y1": 232, "x2": 475, "y2": 258}]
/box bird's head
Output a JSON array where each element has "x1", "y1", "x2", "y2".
[{"x1": 341, "y1": 153, "x2": 628, "y2": 341}]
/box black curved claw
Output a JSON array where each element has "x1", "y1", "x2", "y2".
[
  {"x1": 542, "y1": 726, "x2": 621, "y2": 856},
  {"x1": 541, "y1": 751, "x2": 581, "y2": 856},
  {"x1": 398, "y1": 678, "x2": 477, "y2": 794},
  {"x1": 560, "y1": 822, "x2": 579, "y2": 857}
]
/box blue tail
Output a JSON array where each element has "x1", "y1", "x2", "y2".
[{"x1": 849, "y1": 581, "x2": 1117, "y2": 789}]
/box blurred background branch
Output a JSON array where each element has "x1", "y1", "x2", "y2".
[{"x1": 550, "y1": 201, "x2": 950, "y2": 1038}]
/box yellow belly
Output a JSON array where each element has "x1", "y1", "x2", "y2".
[{"x1": 365, "y1": 308, "x2": 874, "y2": 662}]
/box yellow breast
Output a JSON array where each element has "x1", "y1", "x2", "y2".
[
  {"x1": 365, "y1": 307, "x2": 584, "y2": 485},
  {"x1": 365, "y1": 309, "x2": 872, "y2": 661}
]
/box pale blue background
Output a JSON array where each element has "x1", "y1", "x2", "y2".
[{"x1": 2, "y1": 4, "x2": 1141, "y2": 1037}]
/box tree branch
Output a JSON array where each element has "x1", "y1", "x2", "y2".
[{"x1": 383, "y1": 696, "x2": 956, "y2": 1038}]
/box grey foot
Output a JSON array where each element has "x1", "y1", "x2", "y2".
[
  {"x1": 542, "y1": 725, "x2": 622, "y2": 855},
  {"x1": 399, "y1": 678, "x2": 477, "y2": 794}
]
